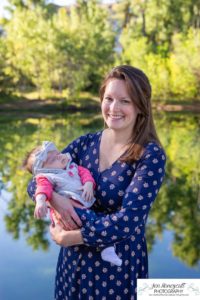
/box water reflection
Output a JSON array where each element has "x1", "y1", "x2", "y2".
[{"x1": 0, "y1": 111, "x2": 199, "y2": 267}]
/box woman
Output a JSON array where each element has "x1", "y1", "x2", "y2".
[{"x1": 28, "y1": 65, "x2": 166, "y2": 299}]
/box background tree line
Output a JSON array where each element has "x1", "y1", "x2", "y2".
[{"x1": 0, "y1": 0, "x2": 200, "y2": 101}]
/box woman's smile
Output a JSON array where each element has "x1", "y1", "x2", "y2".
[{"x1": 108, "y1": 114, "x2": 124, "y2": 120}]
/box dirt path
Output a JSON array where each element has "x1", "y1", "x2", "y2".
[
  {"x1": 155, "y1": 103, "x2": 200, "y2": 112},
  {"x1": 0, "y1": 97, "x2": 200, "y2": 113}
]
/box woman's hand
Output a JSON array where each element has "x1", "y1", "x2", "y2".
[
  {"x1": 49, "y1": 192, "x2": 85, "y2": 230},
  {"x1": 50, "y1": 216, "x2": 83, "y2": 247}
]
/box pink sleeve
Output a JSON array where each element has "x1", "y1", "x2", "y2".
[
  {"x1": 35, "y1": 175, "x2": 53, "y2": 201},
  {"x1": 78, "y1": 166, "x2": 96, "y2": 189}
]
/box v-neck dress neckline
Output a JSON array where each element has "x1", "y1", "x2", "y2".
[{"x1": 96, "y1": 130, "x2": 128, "y2": 175}]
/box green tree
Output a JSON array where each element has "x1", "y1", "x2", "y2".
[
  {"x1": 119, "y1": 28, "x2": 200, "y2": 100},
  {"x1": 3, "y1": 1, "x2": 115, "y2": 96},
  {"x1": 4, "y1": 6, "x2": 85, "y2": 96},
  {"x1": 0, "y1": 37, "x2": 6, "y2": 92},
  {"x1": 115, "y1": 0, "x2": 200, "y2": 54},
  {"x1": 4, "y1": 7, "x2": 53, "y2": 94},
  {"x1": 66, "y1": 0, "x2": 115, "y2": 91},
  {"x1": 7, "y1": 0, "x2": 46, "y2": 9},
  {"x1": 116, "y1": 0, "x2": 200, "y2": 100},
  {"x1": 168, "y1": 29, "x2": 200, "y2": 98}
]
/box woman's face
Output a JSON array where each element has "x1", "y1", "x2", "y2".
[{"x1": 101, "y1": 79, "x2": 139, "y2": 134}]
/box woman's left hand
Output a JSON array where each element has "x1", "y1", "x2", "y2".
[
  {"x1": 50, "y1": 215, "x2": 84, "y2": 247},
  {"x1": 50, "y1": 192, "x2": 84, "y2": 230},
  {"x1": 50, "y1": 221, "x2": 67, "y2": 246}
]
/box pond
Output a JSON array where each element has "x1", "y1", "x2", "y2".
[{"x1": 0, "y1": 110, "x2": 200, "y2": 300}]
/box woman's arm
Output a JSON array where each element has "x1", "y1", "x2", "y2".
[
  {"x1": 49, "y1": 145, "x2": 166, "y2": 248},
  {"x1": 80, "y1": 146, "x2": 166, "y2": 248}
]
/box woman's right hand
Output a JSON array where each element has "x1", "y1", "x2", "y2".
[{"x1": 50, "y1": 192, "x2": 85, "y2": 230}]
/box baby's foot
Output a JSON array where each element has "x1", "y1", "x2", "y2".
[{"x1": 101, "y1": 246, "x2": 122, "y2": 266}]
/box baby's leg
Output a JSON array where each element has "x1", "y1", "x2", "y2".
[{"x1": 101, "y1": 246, "x2": 122, "y2": 266}]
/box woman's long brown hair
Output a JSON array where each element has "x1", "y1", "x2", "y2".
[{"x1": 99, "y1": 65, "x2": 162, "y2": 163}]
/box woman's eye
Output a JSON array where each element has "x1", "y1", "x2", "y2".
[
  {"x1": 104, "y1": 97, "x2": 112, "y2": 102},
  {"x1": 121, "y1": 99, "x2": 130, "y2": 104}
]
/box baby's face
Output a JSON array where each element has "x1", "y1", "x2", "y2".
[{"x1": 41, "y1": 150, "x2": 69, "y2": 169}]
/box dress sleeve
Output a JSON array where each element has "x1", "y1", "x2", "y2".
[
  {"x1": 81, "y1": 146, "x2": 166, "y2": 248},
  {"x1": 27, "y1": 134, "x2": 91, "y2": 200},
  {"x1": 78, "y1": 166, "x2": 96, "y2": 188},
  {"x1": 35, "y1": 175, "x2": 53, "y2": 201}
]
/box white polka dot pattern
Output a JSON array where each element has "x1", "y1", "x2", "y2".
[{"x1": 28, "y1": 132, "x2": 166, "y2": 300}]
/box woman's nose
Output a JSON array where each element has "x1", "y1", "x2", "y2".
[{"x1": 110, "y1": 100, "x2": 120, "y2": 111}]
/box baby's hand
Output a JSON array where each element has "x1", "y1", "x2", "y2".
[
  {"x1": 81, "y1": 181, "x2": 94, "y2": 202},
  {"x1": 34, "y1": 194, "x2": 48, "y2": 219}
]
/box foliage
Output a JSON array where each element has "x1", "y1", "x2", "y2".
[
  {"x1": 118, "y1": 34, "x2": 171, "y2": 99},
  {"x1": 116, "y1": 0, "x2": 200, "y2": 100},
  {"x1": 119, "y1": 28, "x2": 200, "y2": 100},
  {"x1": 0, "y1": 38, "x2": 6, "y2": 91},
  {"x1": 0, "y1": 35, "x2": 14, "y2": 93},
  {"x1": 1, "y1": 0, "x2": 200, "y2": 100},
  {"x1": 114, "y1": 0, "x2": 200, "y2": 53},
  {"x1": 72, "y1": 0, "x2": 115, "y2": 91},
  {"x1": 168, "y1": 29, "x2": 200, "y2": 98},
  {"x1": 2, "y1": 0, "x2": 115, "y2": 97}
]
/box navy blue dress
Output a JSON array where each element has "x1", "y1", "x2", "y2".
[{"x1": 28, "y1": 131, "x2": 166, "y2": 300}]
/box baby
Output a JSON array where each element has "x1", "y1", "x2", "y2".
[{"x1": 23, "y1": 141, "x2": 122, "y2": 267}]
